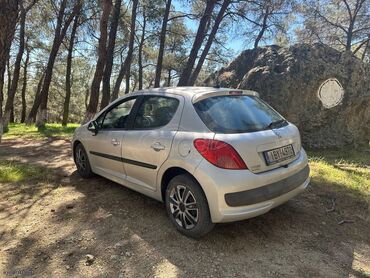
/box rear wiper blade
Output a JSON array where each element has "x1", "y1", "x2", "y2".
[{"x1": 265, "y1": 119, "x2": 286, "y2": 129}]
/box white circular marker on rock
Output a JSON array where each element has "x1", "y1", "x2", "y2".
[{"x1": 318, "y1": 78, "x2": 344, "y2": 108}]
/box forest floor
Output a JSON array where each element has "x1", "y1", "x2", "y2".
[{"x1": 0, "y1": 125, "x2": 369, "y2": 278}]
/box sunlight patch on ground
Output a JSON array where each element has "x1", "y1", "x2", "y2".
[
  {"x1": 308, "y1": 147, "x2": 370, "y2": 205},
  {"x1": 352, "y1": 244, "x2": 370, "y2": 276},
  {"x1": 154, "y1": 259, "x2": 179, "y2": 278},
  {"x1": 3, "y1": 123, "x2": 79, "y2": 140},
  {"x1": 0, "y1": 160, "x2": 51, "y2": 183}
]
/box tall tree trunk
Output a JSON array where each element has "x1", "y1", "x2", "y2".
[
  {"x1": 84, "y1": 0, "x2": 112, "y2": 123},
  {"x1": 4, "y1": 5, "x2": 26, "y2": 131},
  {"x1": 166, "y1": 69, "x2": 172, "y2": 86},
  {"x1": 346, "y1": 27, "x2": 353, "y2": 52},
  {"x1": 189, "y1": 0, "x2": 230, "y2": 86},
  {"x1": 7, "y1": 58, "x2": 14, "y2": 124},
  {"x1": 20, "y1": 45, "x2": 30, "y2": 123},
  {"x1": 26, "y1": 72, "x2": 44, "y2": 125},
  {"x1": 125, "y1": 69, "x2": 130, "y2": 94},
  {"x1": 0, "y1": 0, "x2": 19, "y2": 142},
  {"x1": 62, "y1": 12, "x2": 79, "y2": 126},
  {"x1": 28, "y1": 0, "x2": 81, "y2": 127},
  {"x1": 10, "y1": 108, "x2": 14, "y2": 123},
  {"x1": 36, "y1": 46, "x2": 62, "y2": 127},
  {"x1": 131, "y1": 71, "x2": 138, "y2": 91},
  {"x1": 154, "y1": 0, "x2": 171, "y2": 88},
  {"x1": 178, "y1": 0, "x2": 217, "y2": 86},
  {"x1": 101, "y1": 0, "x2": 122, "y2": 110},
  {"x1": 7, "y1": 58, "x2": 11, "y2": 100},
  {"x1": 138, "y1": 9, "x2": 146, "y2": 90},
  {"x1": 254, "y1": 7, "x2": 269, "y2": 49},
  {"x1": 111, "y1": 0, "x2": 138, "y2": 101}
]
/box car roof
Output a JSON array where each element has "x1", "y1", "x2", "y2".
[{"x1": 128, "y1": 86, "x2": 258, "y2": 99}]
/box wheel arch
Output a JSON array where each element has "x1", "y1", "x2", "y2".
[{"x1": 160, "y1": 166, "x2": 207, "y2": 204}]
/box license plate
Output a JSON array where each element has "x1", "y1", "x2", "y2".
[{"x1": 264, "y1": 145, "x2": 295, "y2": 165}]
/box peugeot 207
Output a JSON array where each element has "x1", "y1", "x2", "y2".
[{"x1": 72, "y1": 87, "x2": 310, "y2": 238}]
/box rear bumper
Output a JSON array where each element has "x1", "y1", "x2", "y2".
[
  {"x1": 218, "y1": 176, "x2": 309, "y2": 222},
  {"x1": 193, "y1": 149, "x2": 310, "y2": 223},
  {"x1": 225, "y1": 165, "x2": 309, "y2": 207}
]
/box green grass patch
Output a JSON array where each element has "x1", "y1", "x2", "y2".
[
  {"x1": 0, "y1": 160, "x2": 51, "y2": 183},
  {"x1": 3, "y1": 123, "x2": 79, "y2": 140},
  {"x1": 308, "y1": 147, "x2": 370, "y2": 203}
]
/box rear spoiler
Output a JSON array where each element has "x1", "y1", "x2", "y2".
[{"x1": 192, "y1": 89, "x2": 259, "y2": 103}]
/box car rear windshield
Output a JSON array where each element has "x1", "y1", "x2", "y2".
[{"x1": 193, "y1": 95, "x2": 286, "y2": 133}]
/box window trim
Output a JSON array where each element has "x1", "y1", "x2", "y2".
[
  {"x1": 131, "y1": 95, "x2": 180, "y2": 131},
  {"x1": 96, "y1": 96, "x2": 143, "y2": 131}
]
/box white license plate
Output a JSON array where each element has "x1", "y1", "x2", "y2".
[{"x1": 264, "y1": 145, "x2": 295, "y2": 165}]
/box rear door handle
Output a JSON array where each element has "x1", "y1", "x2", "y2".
[
  {"x1": 111, "y1": 138, "x2": 120, "y2": 146},
  {"x1": 151, "y1": 142, "x2": 165, "y2": 151}
]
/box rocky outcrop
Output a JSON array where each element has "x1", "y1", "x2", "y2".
[{"x1": 204, "y1": 44, "x2": 370, "y2": 149}]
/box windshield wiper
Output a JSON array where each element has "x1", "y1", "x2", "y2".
[{"x1": 265, "y1": 119, "x2": 286, "y2": 130}]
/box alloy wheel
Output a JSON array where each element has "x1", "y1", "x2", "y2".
[
  {"x1": 169, "y1": 185, "x2": 199, "y2": 229},
  {"x1": 76, "y1": 147, "x2": 87, "y2": 171}
]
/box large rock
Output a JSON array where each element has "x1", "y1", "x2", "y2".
[{"x1": 204, "y1": 44, "x2": 370, "y2": 149}]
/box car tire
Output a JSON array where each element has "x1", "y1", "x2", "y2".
[
  {"x1": 74, "y1": 143, "x2": 94, "y2": 178},
  {"x1": 165, "y1": 174, "x2": 215, "y2": 238}
]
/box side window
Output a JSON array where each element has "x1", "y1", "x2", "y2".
[
  {"x1": 101, "y1": 98, "x2": 136, "y2": 129},
  {"x1": 133, "y1": 96, "x2": 179, "y2": 129}
]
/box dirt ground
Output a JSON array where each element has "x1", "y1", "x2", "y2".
[{"x1": 0, "y1": 138, "x2": 369, "y2": 278}]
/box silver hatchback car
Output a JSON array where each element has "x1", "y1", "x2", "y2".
[{"x1": 72, "y1": 87, "x2": 310, "y2": 237}]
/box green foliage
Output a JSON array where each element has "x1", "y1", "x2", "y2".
[
  {"x1": 308, "y1": 147, "x2": 370, "y2": 203},
  {"x1": 0, "y1": 160, "x2": 51, "y2": 183},
  {"x1": 4, "y1": 123, "x2": 79, "y2": 140}
]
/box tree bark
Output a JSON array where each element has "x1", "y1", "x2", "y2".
[
  {"x1": 189, "y1": 0, "x2": 230, "y2": 86},
  {"x1": 154, "y1": 0, "x2": 171, "y2": 88},
  {"x1": 346, "y1": 23, "x2": 354, "y2": 51},
  {"x1": 0, "y1": 0, "x2": 19, "y2": 142},
  {"x1": 138, "y1": 9, "x2": 146, "y2": 90},
  {"x1": 111, "y1": 0, "x2": 138, "y2": 101},
  {"x1": 4, "y1": 4, "x2": 26, "y2": 130},
  {"x1": 254, "y1": 7, "x2": 269, "y2": 49},
  {"x1": 166, "y1": 69, "x2": 172, "y2": 87},
  {"x1": 101, "y1": 0, "x2": 122, "y2": 110},
  {"x1": 7, "y1": 58, "x2": 11, "y2": 101},
  {"x1": 7, "y1": 60, "x2": 13, "y2": 123},
  {"x1": 124, "y1": 68, "x2": 130, "y2": 94},
  {"x1": 20, "y1": 45, "x2": 30, "y2": 123},
  {"x1": 26, "y1": 72, "x2": 44, "y2": 125},
  {"x1": 361, "y1": 39, "x2": 369, "y2": 61},
  {"x1": 84, "y1": 0, "x2": 112, "y2": 123},
  {"x1": 28, "y1": 0, "x2": 82, "y2": 127},
  {"x1": 177, "y1": 0, "x2": 217, "y2": 86},
  {"x1": 62, "y1": 12, "x2": 79, "y2": 126}
]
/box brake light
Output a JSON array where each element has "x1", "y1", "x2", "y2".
[{"x1": 194, "y1": 139, "x2": 247, "y2": 169}]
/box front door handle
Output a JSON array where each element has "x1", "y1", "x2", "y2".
[
  {"x1": 151, "y1": 142, "x2": 165, "y2": 151},
  {"x1": 111, "y1": 138, "x2": 120, "y2": 146}
]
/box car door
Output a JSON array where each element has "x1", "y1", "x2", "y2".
[
  {"x1": 85, "y1": 97, "x2": 138, "y2": 182},
  {"x1": 121, "y1": 94, "x2": 183, "y2": 191}
]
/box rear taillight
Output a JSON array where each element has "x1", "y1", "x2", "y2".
[{"x1": 194, "y1": 139, "x2": 247, "y2": 170}]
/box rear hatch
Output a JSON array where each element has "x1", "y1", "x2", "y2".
[{"x1": 193, "y1": 91, "x2": 301, "y2": 173}]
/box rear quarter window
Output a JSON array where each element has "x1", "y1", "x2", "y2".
[{"x1": 193, "y1": 95, "x2": 286, "y2": 133}]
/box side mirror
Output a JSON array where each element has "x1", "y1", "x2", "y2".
[{"x1": 87, "y1": 120, "x2": 99, "y2": 135}]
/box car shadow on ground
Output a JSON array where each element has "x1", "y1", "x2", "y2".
[{"x1": 0, "y1": 139, "x2": 369, "y2": 277}]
